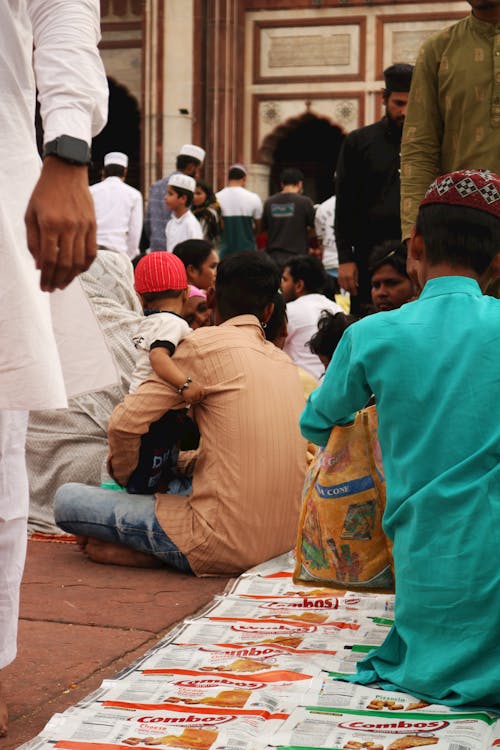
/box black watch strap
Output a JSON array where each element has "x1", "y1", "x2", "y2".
[{"x1": 43, "y1": 135, "x2": 91, "y2": 166}]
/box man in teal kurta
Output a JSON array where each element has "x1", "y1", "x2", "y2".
[{"x1": 300, "y1": 169, "x2": 500, "y2": 711}]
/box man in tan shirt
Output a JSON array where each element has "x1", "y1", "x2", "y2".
[{"x1": 54, "y1": 252, "x2": 307, "y2": 576}]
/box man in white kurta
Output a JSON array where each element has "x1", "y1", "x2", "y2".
[
  {"x1": 90, "y1": 151, "x2": 143, "y2": 260},
  {"x1": 0, "y1": 0, "x2": 107, "y2": 732}
]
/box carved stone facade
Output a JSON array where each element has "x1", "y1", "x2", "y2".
[{"x1": 98, "y1": 0, "x2": 470, "y2": 198}]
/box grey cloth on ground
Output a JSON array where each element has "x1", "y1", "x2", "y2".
[{"x1": 27, "y1": 249, "x2": 143, "y2": 533}]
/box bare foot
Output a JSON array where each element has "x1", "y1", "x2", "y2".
[
  {"x1": 74, "y1": 534, "x2": 88, "y2": 551},
  {"x1": 85, "y1": 538, "x2": 163, "y2": 568},
  {"x1": 0, "y1": 680, "x2": 8, "y2": 737}
]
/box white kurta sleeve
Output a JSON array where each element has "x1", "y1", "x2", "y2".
[
  {"x1": 127, "y1": 191, "x2": 144, "y2": 260},
  {"x1": 28, "y1": 0, "x2": 108, "y2": 144}
]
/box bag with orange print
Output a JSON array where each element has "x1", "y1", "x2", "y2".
[{"x1": 294, "y1": 405, "x2": 394, "y2": 593}]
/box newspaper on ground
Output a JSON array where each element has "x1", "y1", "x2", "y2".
[
  {"x1": 193, "y1": 597, "x2": 393, "y2": 645},
  {"x1": 18, "y1": 551, "x2": 499, "y2": 750},
  {"x1": 136, "y1": 642, "x2": 323, "y2": 677},
  {"x1": 37, "y1": 702, "x2": 287, "y2": 750},
  {"x1": 302, "y1": 678, "x2": 462, "y2": 713},
  {"x1": 93, "y1": 667, "x2": 311, "y2": 714},
  {"x1": 268, "y1": 706, "x2": 500, "y2": 750}
]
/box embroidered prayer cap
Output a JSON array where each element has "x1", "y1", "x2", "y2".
[
  {"x1": 134, "y1": 252, "x2": 188, "y2": 294},
  {"x1": 419, "y1": 169, "x2": 500, "y2": 219},
  {"x1": 104, "y1": 151, "x2": 128, "y2": 168},
  {"x1": 383, "y1": 63, "x2": 414, "y2": 93},
  {"x1": 188, "y1": 285, "x2": 207, "y2": 299},
  {"x1": 168, "y1": 173, "x2": 196, "y2": 193},
  {"x1": 178, "y1": 144, "x2": 205, "y2": 163}
]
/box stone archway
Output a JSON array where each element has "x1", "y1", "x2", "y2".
[
  {"x1": 90, "y1": 77, "x2": 141, "y2": 189},
  {"x1": 259, "y1": 111, "x2": 345, "y2": 204}
]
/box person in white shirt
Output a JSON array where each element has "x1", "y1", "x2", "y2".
[
  {"x1": 90, "y1": 152, "x2": 143, "y2": 260},
  {"x1": 314, "y1": 194, "x2": 339, "y2": 277},
  {"x1": 165, "y1": 173, "x2": 203, "y2": 252},
  {"x1": 281, "y1": 255, "x2": 342, "y2": 379},
  {"x1": 0, "y1": 0, "x2": 107, "y2": 734},
  {"x1": 216, "y1": 164, "x2": 263, "y2": 257}
]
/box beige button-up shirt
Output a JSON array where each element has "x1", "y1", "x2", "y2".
[{"x1": 108, "y1": 315, "x2": 307, "y2": 576}]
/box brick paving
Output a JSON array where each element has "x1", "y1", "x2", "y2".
[{"x1": 1, "y1": 540, "x2": 231, "y2": 750}]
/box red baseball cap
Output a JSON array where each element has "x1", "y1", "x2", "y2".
[{"x1": 134, "y1": 252, "x2": 188, "y2": 294}]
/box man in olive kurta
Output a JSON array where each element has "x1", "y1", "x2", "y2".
[{"x1": 401, "y1": 0, "x2": 500, "y2": 240}]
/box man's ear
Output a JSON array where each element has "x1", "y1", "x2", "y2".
[
  {"x1": 295, "y1": 278, "x2": 305, "y2": 296},
  {"x1": 480, "y1": 252, "x2": 500, "y2": 291},
  {"x1": 489, "y1": 252, "x2": 500, "y2": 278},
  {"x1": 407, "y1": 228, "x2": 425, "y2": 293},
  {"x1": 408, "y1": 226, "x2": 424, "y2": 262},
  {"x1": 261, "y1": 302, "x2": 275, "y2": 326},
  {"x1": 181, "y1": 287, "x2": 190, "y2": 304}
]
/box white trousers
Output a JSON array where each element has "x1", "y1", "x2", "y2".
[{"x1": 0, "y1": 410, "x2": 28, "y2": 669}]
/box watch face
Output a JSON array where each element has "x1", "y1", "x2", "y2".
[
  {"x1": 59, "y1": 135, "x2": 90, "y2": 163},
  {"x1": 45, "y1": 135, "x2": 91, "y2": 164}
]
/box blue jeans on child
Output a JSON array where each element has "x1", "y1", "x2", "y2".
[{"x1": 54, "y1": 480, "x2": 193, "y2": 573}]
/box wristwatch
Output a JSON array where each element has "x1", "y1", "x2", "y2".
[{"x1": 43, "y1": 135, "x2": 91, "y2": 165}]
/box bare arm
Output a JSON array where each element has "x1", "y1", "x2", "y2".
[
  {"x1": 150, "y1": 348, "x2": 204, "y2": 405},
  {"x1": 25, "y1": 156, "x2": 97, "y2": 292}
]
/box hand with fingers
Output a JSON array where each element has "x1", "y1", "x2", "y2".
[{"x1": 25, "y1": 155, "x2": 97, "y2": 292}]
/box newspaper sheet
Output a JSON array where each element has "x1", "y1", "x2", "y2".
[
  {"x1": 38, "y1": 703, "x2": 287, "y2": 750},
  {"x1": 268, "y1": 706, "x2": 499, "y2": 750}
]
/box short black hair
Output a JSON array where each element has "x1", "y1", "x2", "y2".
[
  {"x1": 368, "y1": 241, "x2": 409, "y2": 278},
  {"x1": 285, "y1": 255, "x2": 327, "y2": 294},
  {"x1": 264, "y1": 291, "x2": 287, "y2": 343},
  {"x1": 308, "y1": 311, "x2": 357, "y2": 364},
  {"x1": 215, "y1": 251, "x2": 280, "y2": 321},
  {"x1": 280, "y1": 167, "x2": 304, "y2": 186},
  {"x1": 228, "y1": 166, "x2": 246, "y2": 180},
  {"x1": 176, "y1": 154, "x2": 200, "y2": 171},
  {"x1": 141, "y1": 289, "x2": 183, "y2": 307},
  {"x1": 415, "y1": 203, "x2": 500, "y2": 275},
  {"x1": 173, "y1": 239, "x2": 214, "y2": 270},
  {"x1": 169, "y1": 185, "x2": 194, "y2": 207},
  {"x1": 104, "y1": 164, "x2": 126, "y2": 178}
]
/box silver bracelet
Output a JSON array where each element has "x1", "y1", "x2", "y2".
[{"x1": 177, "y1": 377, "x2": 192, "y2": 394}]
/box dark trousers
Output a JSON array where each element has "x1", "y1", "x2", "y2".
[{"x1": 126, "y1": 409, "x2": 197, "y2": 495}]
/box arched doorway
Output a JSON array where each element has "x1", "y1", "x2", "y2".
[
  {"x1": 259, "y1": 111, "x2": 345, "y2": 204},
  {"x1": 90, "y1": 77, "x2": 141, "y2": 190}
]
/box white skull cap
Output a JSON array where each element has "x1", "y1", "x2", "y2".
[
  {"x1": 168, "y1": 173, "x2": 196, "y2": 192},
  {"x1": 179, "y1": 144, "x2": 205, "y2": 162},
  {"x1": 104, "y1": 151, "x2": 128, "y2": 168}
]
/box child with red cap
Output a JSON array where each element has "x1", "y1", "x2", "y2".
[{"x1": 126, "y1": 252, "x2": 203, "y2": 493}]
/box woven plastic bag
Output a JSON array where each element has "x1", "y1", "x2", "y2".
[{"x1": 294, "y1": 405, "x2": 394, "y2": 592}]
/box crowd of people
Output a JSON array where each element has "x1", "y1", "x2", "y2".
[{"x1": 1, "y1": 0, "x2": 499, "y2": 738}]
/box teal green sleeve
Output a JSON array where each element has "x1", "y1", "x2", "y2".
[{"x1": 299, "y1": 327, "x2": 372, "y2": 446}]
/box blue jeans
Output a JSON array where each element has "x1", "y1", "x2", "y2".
[{"x1": 54, "y1": 482, "x2": 193, "y2": 573}]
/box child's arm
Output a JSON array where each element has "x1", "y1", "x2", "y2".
[{"x1": 149, "y1": 347, "x2": 204, "y2": 404}]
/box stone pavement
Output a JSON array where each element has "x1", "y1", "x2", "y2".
[{"x1": 1, "y1": 539, "x2": 231, "y2": 750}]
